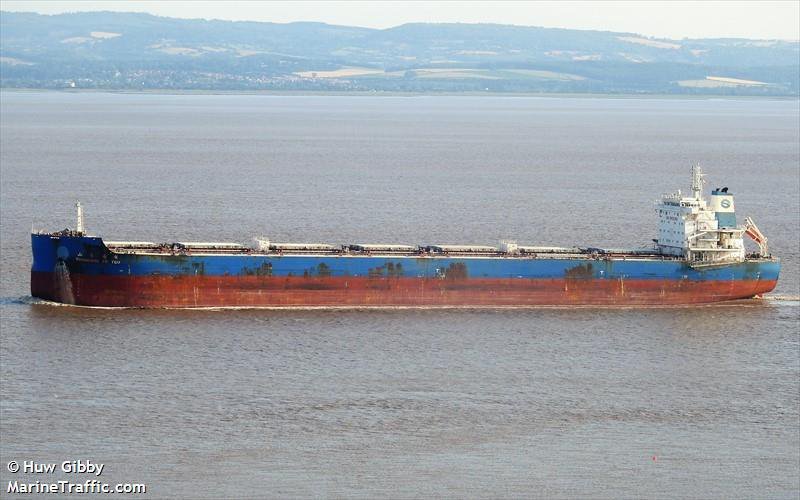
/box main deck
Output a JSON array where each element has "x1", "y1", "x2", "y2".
[{"x1": 101, "y1": 238, "x2": 682, "y2": 262}]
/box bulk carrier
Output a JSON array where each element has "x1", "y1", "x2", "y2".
[{"x1": 31, "y1": 167, "x2": 778, "y2": 308}]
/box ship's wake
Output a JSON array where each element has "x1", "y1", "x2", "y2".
[
  {"x1": 762, "y1": 294, "x2": 800, "y2": 303},
  {"x1": 1, "y1": 296, "x2": 73, "y2": 307}
]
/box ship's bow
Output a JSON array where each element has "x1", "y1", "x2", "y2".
[{"x1": 31, "y1": 233, "x2": 101, "y2": 305}]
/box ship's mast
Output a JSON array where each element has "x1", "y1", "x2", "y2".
[
  {"x1": 76, "y1": 201, "x2": 84, "y2": 234},
  {"x1": 691, "y1": 164, "x2": 704, "y2": 200}
]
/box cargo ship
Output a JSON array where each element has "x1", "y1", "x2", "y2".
[{"x1": 31, "y1": 167, "x2": 778, "y2": 308}]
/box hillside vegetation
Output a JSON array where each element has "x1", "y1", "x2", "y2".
[{"x1": 1, "y1": 11, "x2": 798, "y2": 94}]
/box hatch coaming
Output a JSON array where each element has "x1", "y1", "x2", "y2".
[{"x1": 101, "y1": 241, "x2": 684, "y2": 262}]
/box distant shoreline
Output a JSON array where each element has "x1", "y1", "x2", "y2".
[{"x1": 2, "y1": 88, "x2": 798, "y2": 100}]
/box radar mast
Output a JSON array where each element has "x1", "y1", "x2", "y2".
[{"x1": 691, "y1": 164, "x2": 705, "y2": 200}]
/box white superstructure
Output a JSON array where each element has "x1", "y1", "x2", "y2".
[{"x1": 656, "y1": 165, "x2": 767, "y2": 265}]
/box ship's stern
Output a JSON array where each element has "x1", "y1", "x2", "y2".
[{"x1": 747, "y1": 257, "x2": 781, "y2": 298}]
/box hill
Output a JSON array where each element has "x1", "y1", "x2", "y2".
[{"x1": 1, "y1": 11, "x2": 798, "y2": 94}]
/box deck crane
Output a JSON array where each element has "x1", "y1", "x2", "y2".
[{"x1": 743, "y1": 216, "x2": 769, "y2": 256}]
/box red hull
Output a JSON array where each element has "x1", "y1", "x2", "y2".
[{"x1": 31, "y1": 271, "x2": 777, "y2": 308}]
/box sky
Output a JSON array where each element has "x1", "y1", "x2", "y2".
[{"x1": 1, "y1": 0, "x2": 798, "y2": 40}]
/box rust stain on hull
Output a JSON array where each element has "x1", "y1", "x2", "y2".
[{"x1": 31, "y1": 272, "x2": 778, "y2": 308}]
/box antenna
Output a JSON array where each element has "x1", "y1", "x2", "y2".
[
  {"x1": 691, "y1": 164, "x2": 705, "y2": 200},
  {"x1": 76, "y1": 201, "x2": 84, "y2": 235}
]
